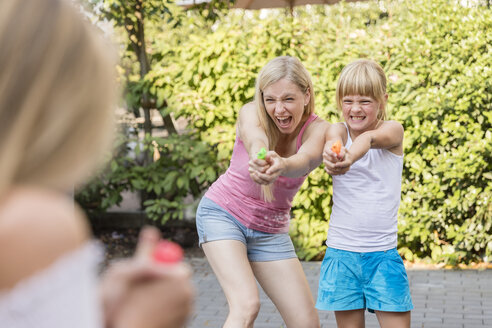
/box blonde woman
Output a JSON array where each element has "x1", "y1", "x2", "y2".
[
  {"x1": 317, "y1": 59, "x2": 413, "y2": 327},
  {"x1": 0, "y1": 0, "x2": 192, "y2": 327},
  {"x1": 196, "y1": 56, "x2": 329, "y2": 327}
]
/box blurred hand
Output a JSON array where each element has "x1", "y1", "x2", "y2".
[
  {"x1": 111, "y1": 264, "x2": 193, "y2": 328},
  {"x1": 101, "y1": 226, "x2": 194, "y2": 328}
]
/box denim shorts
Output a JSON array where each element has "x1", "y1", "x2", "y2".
[
  {"x1": 195, "y1": 197, "x2": 297, "y2": 262},
  {"x1": 316, "y1": 247, "x2": 413, "y2": 313}
]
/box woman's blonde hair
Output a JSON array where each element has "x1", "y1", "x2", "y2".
[
  {"x1": 0, "y1": 0, "x2": 117, "y2": 195},
  {"x1": 255, "y1": 56, "x2": 315, "y2": 149},
  {"x1": 336, "y1": 59, "x2": 387, "y2": 120}
]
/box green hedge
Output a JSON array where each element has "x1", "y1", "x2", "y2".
[
  {"x1": 147, "y1": 0, "x2": 491, "y2": 264},
  {"x1": 76, "y1": 130, "x2": 220, "y2": 224}
]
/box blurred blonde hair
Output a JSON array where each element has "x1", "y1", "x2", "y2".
[
  {"x1": 0, "y1": 0, "x2": 117, "y2": 195},
  {"x1": 336, "y1": 59, "x2": 387, "y2": 120},
  {"x1": 254, "y1": 56, "x2": 315, "y2": 149}
]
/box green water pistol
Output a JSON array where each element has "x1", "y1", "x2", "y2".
[{"x1": 257, "y1": 147, "x2": 267, "y2": 160}]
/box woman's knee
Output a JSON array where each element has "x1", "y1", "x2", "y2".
[
  {"x1": 304, "y1": 316, "x2": 321, "y2": 328},
  {"x1": 230, "y1": 297, "x2": 260, "y2": 320},
  {"x1": 242, "y1": 297, "x2": 261, "y2": 318},
  {"x1": 291, "y1": 310, "x2": 320, "y2": 328}
]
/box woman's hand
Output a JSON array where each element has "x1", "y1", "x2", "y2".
[{"x1": 248, "y1": 151, "x2": 285, "y2": 185}]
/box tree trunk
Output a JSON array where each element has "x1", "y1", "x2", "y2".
[{"x1": 124, "y1": 0, "x2": 178, "y2": 148}]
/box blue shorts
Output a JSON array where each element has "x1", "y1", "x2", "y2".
[
  {"x1": 195, "y1": 197, "x2": 297, "y2": 262},
  {"x1": 316, "y1": 247, "x2": 413, "y2": 313}
]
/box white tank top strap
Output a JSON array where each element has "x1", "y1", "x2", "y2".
[{"x1": 342, "y1": 122, "x2": 352, "y2": 148}]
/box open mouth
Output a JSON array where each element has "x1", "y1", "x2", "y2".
[
  {"x1": 276, "y1": 116, "x2": 293, "y2": 128},
  {"x1": 350, "y1": 115, "x2": 365, "y2": 121}
]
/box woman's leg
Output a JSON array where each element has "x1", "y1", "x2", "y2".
[
  {"x1": 375, "y1": 311, "x2": 410, "y2": 328},
  {"x1": 334, "y1": 310, "x2": 365, "y2": 328},
  {"x1": 251, "y1": 258, "x2": 320, "y2": 328},
  {"x1": 202, "y1": 240, "x2": 260, "y2": 328}
]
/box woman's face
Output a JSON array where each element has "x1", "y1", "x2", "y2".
[{"x1": 262, "y1": 78, "x2": 310, "y2": 135}]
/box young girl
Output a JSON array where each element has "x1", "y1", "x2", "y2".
[{"x1": 317, "y1": 59, "x2": 413, "y2": 328}]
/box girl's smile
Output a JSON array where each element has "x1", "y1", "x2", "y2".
[{"x1": 342, "y1": 95, "x2": 383, "y2": 137}]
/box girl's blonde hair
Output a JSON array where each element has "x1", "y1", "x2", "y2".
[
  {"x1": 336, "y1": 59, "x2": 387, "y2": 120},
  {"x1": 0, "y1": 0, "x2": 117, "y2": 195},
  {"x1": 255, "y1": 56, "x2": 315, "y2": 149}
]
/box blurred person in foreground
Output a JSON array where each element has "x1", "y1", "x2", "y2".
[{"x1": 0, "y1": 0, "x2": 193, "y2": 327}]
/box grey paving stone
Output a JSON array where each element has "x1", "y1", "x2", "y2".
[{"x1": 186, "y1": 257, "x2": 492, "y2": 327}]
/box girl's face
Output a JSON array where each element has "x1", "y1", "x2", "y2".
[
  {"x1": 342, "y1": 94, "x2": 385, "y2": 136},
  {"x1": 263, "y1": 78, "x2": 310, "y2": 135}
]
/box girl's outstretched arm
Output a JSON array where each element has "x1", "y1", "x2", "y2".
[
  {"x1": 266, "y1": 118, "x2": 330, "y2": 179},
  {"x1": 334, "y1": 121, "x2": 404, "y2": 172}
]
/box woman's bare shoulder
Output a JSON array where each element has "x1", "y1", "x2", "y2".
[
  {"x1": 312, "y1": 116, "x2": 330, "y2": 127},
  {"x1": 0, "y1": 186, "x2": 90, "y2": 289},
  {"x1": 238, "y1": 102, "x2": 260, "y2": 140},
  {"x1": 238, "y1": 102, "x2": 256, "y2": 120},
  {"x1": 304, "y1": 116, "x2": 331, "y2": 135},
  {"x1": 240, "y1": 101, "x2": 255, "y2": 111}
]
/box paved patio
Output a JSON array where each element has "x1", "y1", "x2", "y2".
[{"x1": 185, "y1": 256, "x2": 492, "y2": 328}]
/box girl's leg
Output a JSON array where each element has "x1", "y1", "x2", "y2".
[
  {"x1": 202, "y1": 240, "x2": 260, "y2": 328},
  {"x1": 251, "y1": 258, "x2": 320, "y2": 328},
  {"x1": 334, "y1": 310, "x2": 365, "y2": 328},
  {"x1": 375, "y1": 311, "x2": 410, "y2": 328}
]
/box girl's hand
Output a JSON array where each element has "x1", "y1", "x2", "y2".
[
  {"x1": 101, "y1": 227, "x2": 193, "y2": 328},
  {"x1": 323, "y1": 141, "x2": 349, "y2": 175},
  {"x1": 248, "y1": 151, "x2": 284, "y2": 185},
  {"x1": 331, "y1": 151, "x2": 354, "y2": 175}
]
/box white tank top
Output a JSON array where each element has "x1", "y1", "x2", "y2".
[
  {"x1": 0, "y1": 242, "x2": 104, "y2": 328},
  {"x1": 326, "y1": 123, "x2": 403, "y2": 252}
]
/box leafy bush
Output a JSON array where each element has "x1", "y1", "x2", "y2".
[
  {"x1": 75, "y1": 132, "x2": 131, "y2": 211},
  {"x1": 79, "y1": 1, "x2": 223, "y2": 224},
  {"x1": 139, "y1": 133, "x2": 220, "y2": 223},
  {"x1": 76, "y1": 131, "x2": 220, "y2": 224},
  {"x1": 386, "y1": 0, "x2": 492, "y2": 264}
]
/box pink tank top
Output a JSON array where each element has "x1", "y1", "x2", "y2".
[{"x1": 205, "y1": 114, "x2": 318, "y2": 233}]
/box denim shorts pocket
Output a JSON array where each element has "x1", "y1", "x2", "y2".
[{"x1": 196, "y1": 197, "x2": 216, "y2": 217}]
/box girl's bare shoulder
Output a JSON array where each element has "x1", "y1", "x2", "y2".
[
  {"x1": 0, "y1": 186, "x2": 89, "y2": 289},
  {"x1": 326, "y1": 121, "x2": 348, "y2": 137}
]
